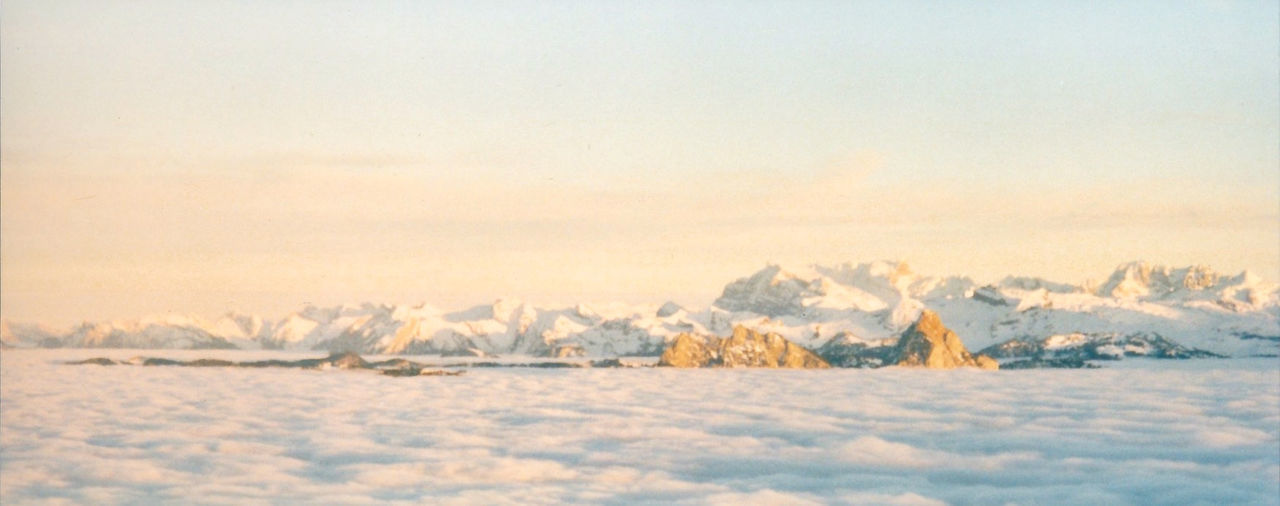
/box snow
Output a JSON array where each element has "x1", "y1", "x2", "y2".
[
  {"x1": 1094, "y1": 345, "x2": 1124, "y2": 358},
  {"x1": 2, "y1": 349, "x2": 1276, "y2": 504},
  {"x1": 4, "y1": 261, "x2": 1277, "y2": 359},
  {"x1": 1044, "y1": 333, "x2": 1088, "y2": 350}
]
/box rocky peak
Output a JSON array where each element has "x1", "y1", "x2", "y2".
[
  {"x1": 893, "y1": 310, "x2": 997, "y2": 370},
  {"x1": 713, "y1": 265, "x2": 814, "y2": 317},
  {"x1": 657, "y1": 333, "x2": 715, "y2": 367},
  {"x1": 1098, "y1": 262, "x2": 1225, "y2": 298},
  {"x1": 1181, "y1": 265, "x2": 1220, "y2": 290},
  {"x1": 909, "y1": 309, "x2": 945, "y2": 336},
  {"x1": 657, "y1": 325, "x2": 829, "y2": 368}
]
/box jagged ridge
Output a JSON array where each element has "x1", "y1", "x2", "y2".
[
  {"x1": 657, "y1": 326, "x2": 829, "y2": 368},
  {"x1": 4, "y1": 261, "x2": 1276, "y2": 359}
]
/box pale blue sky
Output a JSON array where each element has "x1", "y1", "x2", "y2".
[{"x1": 3, "y1": 1, "x2": 1278, "y2": 324}]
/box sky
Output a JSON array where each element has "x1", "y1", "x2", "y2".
[{"x1": 2, "y1": 1, "x2": 1278, "y2": 325}]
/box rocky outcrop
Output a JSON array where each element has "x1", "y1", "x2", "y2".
[
  {"x1": 816, "y1": 333, "x2": 895, "y2": 368},
  {"x1": 978, "y1": 332, "x2": 1223, "y2": 362},
  {"x1": 816, "y1": 311, "x2": 999, "y2": 369},
  {"x1": 657, "y1": 326, "x2": 829, "y2": 368},
  {"x1": 1001, "y1": 358, "x2": 1098, "y2": 369},
  {"x1": 658, "y1": 334, "x2": 715, "y2": 367},
  {"x1": 66, "y1": 352, "x2": 463, "y2": 377},
  {"x1": 892, "y1": 310, "x2": 998, "y2": 370},
  {"x1": 973, "y1": 355, "x2": 999, "y2": 369},
  {"x1": 67, "y1": 357, "x2": 118, "y2": 366}
]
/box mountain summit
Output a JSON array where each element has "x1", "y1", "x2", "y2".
[
  {"x1": 3, "y1": 260, "x2": 1276, "y2": 359},
  {"x1": 657, "y1": 326, "x2": 829, "y2": 368},
  {"x1": 1095, "y1": 261, "x2": 1271, "y2": 304},
  {"x1": 893, "y1": 310, "x2": 998, "y2": 370}
]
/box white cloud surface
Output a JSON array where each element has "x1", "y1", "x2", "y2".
[{"x1": 1, "y1": 350, "x2": 1277, "y2": 504}]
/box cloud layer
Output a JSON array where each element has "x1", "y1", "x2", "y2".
[{"x1": 2, "y1": 350, "x2": 1276, "y2": 504}]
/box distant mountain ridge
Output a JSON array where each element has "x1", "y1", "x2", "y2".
[{"x1": 3, "y1": 261, "x2": 1277, "y2": 358}]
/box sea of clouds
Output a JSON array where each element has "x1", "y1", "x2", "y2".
[{"x1": 1, "y1": 349, "x2": 1276, "y2": 505}]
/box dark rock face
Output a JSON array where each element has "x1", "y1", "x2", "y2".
[
  {"x1": 371, "y1": 358, "x2": 417, "y2": 369},
  {"x1": 380, "y1": 367, "x2": 423, "y2": 377},
  {"x1": 67, "y1": 357, "x2": 117, "y2": 366},
  {"x1": 141, "y1": 358, "x2": 183, "y2": 366},
  {"x1": 382, "y1": 366, "x2": 465, "y2": 377},
  {"x1": 550, "y1": 345, "x2": 586, "y2": 358},
  {"x1": 523, "y1": 362, "x2": 582, "y2": 368},
  {"x1": 185, "y1": 358, "x2": 235, "y2": 367},
  {"x1": 979, "y1": 339, "x2": 1042, "y2": 359},
  {"x1": 1237, "y1": 333, "x2": 1280, "y2": 342},
  {"x1": 440, "y1": 361, "x2": 584, "y2": 369},
  {"x1": 712, "y1": 265, "x2": 811, "y2": 318},
  {"x1": 816, "y1": 333, "x2": 895, "y2": 368},
  {"x1": 326, "y1": 351, "x2": 369, "y2": 369},
  {"x1": 892, "y1": 310, "x2": 998, "y2": 370},
  {"x1": 971, "y1": 286, "x2": 1013, "y2": 306},
  {"x1": 1001, "y1": 358, "x2": 1099, "y2": 369},
  {"x1": 67, "y1": 352, "x2": 461, "y2": 377},
  {"x1": 657, "y1": 326, "x2": 829, "y2": 368},
  {"x1": 979, "y1": 332, "x2": 1223, "y2": 363}
]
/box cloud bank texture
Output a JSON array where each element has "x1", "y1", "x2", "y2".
[{"x1": 1, "y1": 350, "x2": 1276, "y2": 505}]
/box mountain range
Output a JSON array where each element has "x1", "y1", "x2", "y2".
[{"x1": 3, "y1": 261, "x2": 1277, "y2": 359}]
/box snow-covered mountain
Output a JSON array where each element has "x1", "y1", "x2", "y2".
[
  {"x1": 3, "y1": 261, "x2": 1277, "y2": 357},
  {"x1": 709, "y1": 260, "x2": 1277, "y2": 357}
]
